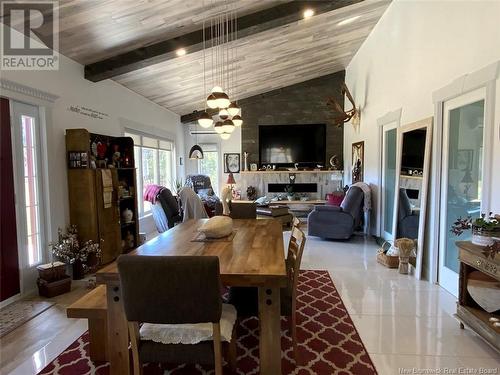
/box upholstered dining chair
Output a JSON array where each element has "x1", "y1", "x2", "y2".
[
  {"x1": 226, "y1": 225, "x2": 306, "y2": 362},
  {"x1": 117, "y1": 255, "x2": 237, "y2": 375}
]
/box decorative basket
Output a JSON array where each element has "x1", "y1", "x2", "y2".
[
  {"x1": 36, "y1": 261, "x2": 67, "y2": 282},
  {"x1": 377, "y1": 250, "x2": 400, "y2": 268},
  {"x1": 377, "y1": 240, "x2": 417, "y2": 269},
  {"x1": 37, "y1": 275, "x2": 71, "y2": 297},
  {"x1": 376, "y1": 241, "x2": 399, "y2": 268}
]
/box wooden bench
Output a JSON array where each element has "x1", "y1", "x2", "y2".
[{"x1": 67, "y1": 285, "x2": 108, "y2": 362}]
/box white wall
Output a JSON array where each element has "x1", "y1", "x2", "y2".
[
  {"x1": 344, "y1": 0, "x2": 500, "y2": 235},
  {"x1": 1, "y1": 24, "x2": 184, "y2": 247}
]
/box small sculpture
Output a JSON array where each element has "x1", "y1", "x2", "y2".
[
  {"x1": 329, "y1": 155, "x2": 340, "y2": 170},
  {"x1": 247, "y1": 186, "x2": 257, "y2": 201}
]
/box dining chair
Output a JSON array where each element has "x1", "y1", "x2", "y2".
[
  {"x1": 226, "y1": 225, "x2": 306, "y2": 362},
  {"x1": 117, "y1": 255, "x2": 237, "y2": 375},
  {"x1": 229, "y1": 201, "x2": 257, "y2": 219}
]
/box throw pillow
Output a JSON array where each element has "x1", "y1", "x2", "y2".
[{"x1": 326, "y1": 193, "x2": 344, "y2": 206}]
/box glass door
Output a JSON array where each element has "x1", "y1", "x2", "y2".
[
  {"x1": 381, "y1": 122, "x2": 398, "y2": 240},
  {"x1": 439, "y1": 88, "x2": 486, "y2": 296},
  {"x1": 10, "y1": 101, "x2": 46, "y2": 292}
]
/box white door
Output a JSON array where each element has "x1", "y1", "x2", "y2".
[
  {"x1": 10, "y1": 101, "x2": 46, "y2": 293},
  {"x1": 380, "y1": 122, "x2": 398, "y2": 241},
  {"x1": 438, "y1": 88, "x2": 487, "y2": 296}
]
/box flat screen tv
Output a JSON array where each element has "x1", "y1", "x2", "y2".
[
  {"x1": 259, "y1": 124, "x2": 326, "y2": 167},
  {"x1": 401, "y1": 129, "x2": 426, "y2": 171}
]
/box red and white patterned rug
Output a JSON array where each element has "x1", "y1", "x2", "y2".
[{"x1": 38, "y1": 270, "x2": 377, "y2": 375}]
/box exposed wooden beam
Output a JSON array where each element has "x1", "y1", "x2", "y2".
[
  {"x1": 85, "y1": 1, "x2": 360, "y2": 82},
  {"x1": 181, "y1": 109, "x2": 219, "y2": 124}
]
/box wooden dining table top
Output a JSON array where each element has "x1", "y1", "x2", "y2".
[{"x1": 96, "y1": 218, "x2": 287, "y2": 287}]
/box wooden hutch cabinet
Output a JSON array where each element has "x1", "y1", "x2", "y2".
[{"x1": 66, "y1": 129, "x2": 139, "y2": 264}]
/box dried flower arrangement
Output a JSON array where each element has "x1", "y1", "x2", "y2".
[
  {"x1": 50, "y1": 225, "x2": 101, "y2": 268},
  {"x1": 451, "y1": 212, "x2": 500, "y2": 258},
  {"x1": 451, "y1": 212, "x2": 500, "y2": 236}
]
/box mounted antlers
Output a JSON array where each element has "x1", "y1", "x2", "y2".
[{"x1": 327, "y1": 83, "x2": 359, "y2": 128}]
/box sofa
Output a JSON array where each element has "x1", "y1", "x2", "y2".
[{"x1": 307, "y1": 186, "x2": 364, "y2": 239}]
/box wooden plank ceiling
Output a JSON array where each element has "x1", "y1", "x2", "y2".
[{"x1": 55, "y1": 0, "x2": 390, "y2": 115}]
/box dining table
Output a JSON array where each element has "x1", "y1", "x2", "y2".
[{"x1": 96, "y1": 218, "x2": 287, "y2": 375}]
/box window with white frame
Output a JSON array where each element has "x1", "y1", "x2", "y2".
[
  {"x1": 198, "y1": 143, "x2": 219, "y2": 195},
  {"x1": 124, "y1": 131, "x2": 175, "y2": 217}
]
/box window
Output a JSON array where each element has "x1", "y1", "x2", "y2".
[
  {"x1": 11, "y1": 101, "x2": 46, "y2": 271},
  {"x1": 22, "y1": 115, "x2": 43, "y2": 265},
  {"x1": 198, "y1": 144, "x2": 219, "y2": 195},
  {"x1": 125, "y1": 131, "x2": 175, "y2": 217}
]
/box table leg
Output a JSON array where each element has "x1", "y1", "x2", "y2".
[
  {"x1": 88, "y1": 318, "x2": 107, "y2": 362},
  {"x1": 106, "y1": 283, "x2": 130, "y2": 375},
  {"x1": 258, "y1": 286, "x2": 282, "y2": 375}
]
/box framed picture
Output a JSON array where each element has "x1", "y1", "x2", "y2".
[
  {"x1": 351, "y1": 141, "x2": 364, "y2": 183},
  {"x1": 456, "y1": 149, "x2": 474, "y2": 171},
  {"x1": 68, "y1": 151, "x2": 88, "y2": 169},
  {"x1": 224, "y1": 153, "x2": 240, "y2": 173}
]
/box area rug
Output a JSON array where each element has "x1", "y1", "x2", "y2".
[
  {"x1": 0, "y1": 300, "x2": 55, "y2": 338},
  {"x1": 38, "y1": 270, "x2": 377, "y2": 375}
]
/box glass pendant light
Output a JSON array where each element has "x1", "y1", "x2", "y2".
[
  {"x1": 206, "y1": 94, "x2": 218, "y2": 108},
  {"x1": 188, "y1": 144, "x2": 204, "y2": 159},
  {"x1": 197, "y1": 111, "x2": 214, "y2": 128},
  {"x1": 227, "y1": 102, "x2": 240, "y2": 116},
  {"x1": 214, "y1": 121, "x2": 224, "y2": 134},
  {"x1": 215, "y1": 92, "x2": 230, "y2": 108},
  {"x1": 220, "y1": 132, "x2": 231, "y2": 140},
  {"x1": 219, "y1": 108, "x2": 229, "y2": 120},
  {"x1": 222, "y1": 119, "x2": 235, "y2": 133},
  {"x1": 188, "y1": 122, "x2": 203, "y2": 159},
  {"x1": 232, "y1": 114, "x2": 243, "y2": 127}
]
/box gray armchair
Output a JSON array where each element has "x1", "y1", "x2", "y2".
[
  {"x1": 185, "y1": 175, "x2": 222, "y2": 217},
  {"x1": 397, "y1": 188, "x2": 419, "y2": 239},
  {"x1": 308, "y1": 186, "x2": 364, "y2": 239}
]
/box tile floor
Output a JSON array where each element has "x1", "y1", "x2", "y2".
[
  {"x1": 291, "y1": 232, "x2": 500, "y2": 374},
  {"x1": 2, "y1": 232, "x2": 499, "y2": 375}
]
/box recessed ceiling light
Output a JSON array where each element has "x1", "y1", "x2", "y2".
[
  {"x1": 337, "y1": 15, "x2": 361, "y2": 26},
  {"x1": 303, "y1": 9, "x2": 315, "y2": 18},
  {"x1": 176, "y1": 48, "x2": 187, "y2": 56}
]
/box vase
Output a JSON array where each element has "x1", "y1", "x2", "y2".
[
  {"x1": 72, "y1": 259, "x2": 85, "y2": 280},
  {"x1": 471, "y1": 226, "x2": 498, "y2": 247},
  {"x1": 122, "y1": 208, "x2": 133, "y2": 223},
  {"x1": 243, "y1": 152, "x2": 249, "y2": 172}
]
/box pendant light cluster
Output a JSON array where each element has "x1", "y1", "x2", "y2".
[{"x1": 197, "y1": 5, "x2": 243, "y2": 140}]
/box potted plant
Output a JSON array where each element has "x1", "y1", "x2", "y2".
[
  {"x1": 172, "y1": 178, "x2": 184, "y2": 196},
  {"x1": 50, "y1": 225, "x2": 101, "y2": 280},
  {"x1": 451, "y1": 212, "x2": 500, "y2": 247},
  {"x1": 285, "y1": 185, "x2": 295, "y2": 201}
]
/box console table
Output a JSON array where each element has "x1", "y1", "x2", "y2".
[{"x1": 456, "y1": 241, "x2": 500, "y2": 352}]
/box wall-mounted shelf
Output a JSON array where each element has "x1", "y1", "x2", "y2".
[
  {"x1": 241, "y1": 170, "x2": 343, "y2": 175},
  {"x1": 400, "y1": 174, "x2": 423, "y2": 180}
]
